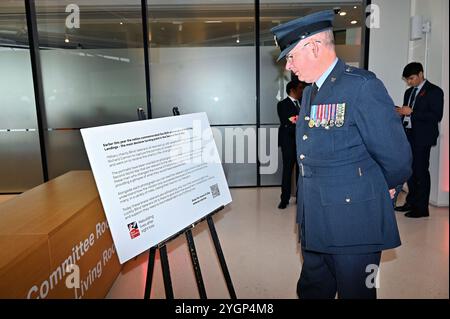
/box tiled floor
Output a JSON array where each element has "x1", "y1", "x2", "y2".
[
  {"x1": 104, "y1": 188, "x2": 449, "y2": 299},
  {"x1": 1, "y1": 189, "x2": 447, "y2": 299}
]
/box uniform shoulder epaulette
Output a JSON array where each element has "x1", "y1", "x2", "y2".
[{"x1": 344, "y1": 65, "x2": 375, "y2": 80}]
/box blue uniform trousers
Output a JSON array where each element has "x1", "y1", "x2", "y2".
[{"x1": 297, "y1": 249, "x2": 381, "y2": 299}]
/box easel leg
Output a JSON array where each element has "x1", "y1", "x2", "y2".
[
  {"x1": 185, "y1": 229, "x2": 207, "y2": 299},
  {"x1": 144, "y1": 247, "x2": 156, "y2": 299},
  {"x1": 159, "y1": 245, "x2": 174, "y2": 299},
  {"x1": 207, "y1": 215, "x2": 237, "y2": 299}
]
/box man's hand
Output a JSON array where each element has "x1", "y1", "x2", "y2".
[
  {"x1": 389, "y1": 189, "x2": 396, "y2": 199},
  {"x1": 396, "y1": 106, "x2": 413, "y2": 116}
]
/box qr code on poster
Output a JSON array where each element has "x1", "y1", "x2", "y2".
[{"x1": 210, "y1": 183, "x2": 220, "y2": 198}]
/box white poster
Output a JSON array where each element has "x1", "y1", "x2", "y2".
[{"x1": 81, "y1": 113, "x2": 232, "y2": 264}]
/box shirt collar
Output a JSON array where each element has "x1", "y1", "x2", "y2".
[
  {"x1": 315, "y1": 57, "x2": 338, "y2": 90},
  {"x1": 288, "y1": 95, "x2": 298, "y2": 103},
  {"x1": 415, "y1": 79, "x2": 427, "y2": 93}
]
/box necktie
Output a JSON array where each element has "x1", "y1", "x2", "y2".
[
  {"x1": 294, "y1": 100, "x2": 300, "y2": 112},
  {"x1": 403, "y1": 87, "x2": 418, "y2": 128},
  {"x1": 408, "y1": 87, "x2": 418, "y2": 108},
  {"x1": 307, "y1": 83, "x2": 318, "y2": 113},
  {"x1": 310, "y1": 83, "x2": 318, "y2": 105}
]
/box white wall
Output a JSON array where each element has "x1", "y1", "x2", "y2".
[
  {"x1": 438, "y1": 1, "x2": 450, "y2": 206},
  {"x1": 369, "y1": 0, "x2": 411, "y2": 103},
  {"x1": 410, "y1": 0, "x2": 449, "y2": 206},
  {"x1": 369, "y1": 0, "x2": 449, "y2": 207}
]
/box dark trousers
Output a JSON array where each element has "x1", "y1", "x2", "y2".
[
  {"x1": 280, "y1": 143, "x2": 298, "y2": 203},
  {"x1": 405, "y1": 132, "x2": 432, "y2": 213},
  {"x1": 297, "y1": 249, "x2": 381, "y2": 299}
]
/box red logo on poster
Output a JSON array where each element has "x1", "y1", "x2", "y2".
[{"x1": 127, "y1": 222, "x2": 140, "y2": 239}]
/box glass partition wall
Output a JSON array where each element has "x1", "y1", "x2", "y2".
[
  {"x1": 35, "y1": 0, "x2": 148, "y2": 179},
  {"x1": 0, "y1": 0, "x2": 44, "y2": 192},
  {"x1": 0, "y1": 0, "x2": 367, "y2": 192},
  {"x1": 147, "y1": 0, "x2": 257, "y2": 186}
]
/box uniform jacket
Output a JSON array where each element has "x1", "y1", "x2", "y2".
[
  {"x1": 403, "y1": 80, "x2": 444, "y2": 146},
  {"x1": 277, "y1": 97, "x2": 300, "y2": 147},
  {"x1": 296, "y1": 59, "x2": 412, "y2": 254}
]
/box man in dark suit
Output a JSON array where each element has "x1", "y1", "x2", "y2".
[
  {"x1": 271, "y1": 10, "x2": 412, "y2": 298},
  {"x1": 395, "y1": 62, "x2": 444, "y2": 218},
  {"x1": 277, "y1": 80, "x2": 305, "y2": 209}
]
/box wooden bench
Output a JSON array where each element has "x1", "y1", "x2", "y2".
[{"x1": 0, "y1": 171, "x2": 121, "y2": 298}]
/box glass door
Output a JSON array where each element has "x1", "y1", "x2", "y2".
[
  {"x1": 0, "y1": 0, "x2": 44, "y2": 192},
  {"x1": 35, "y1": 0, "x2": 148, "y2": 179},
  {"x1": 147, "y1": 0, "x2": 257, "y2": 187}
]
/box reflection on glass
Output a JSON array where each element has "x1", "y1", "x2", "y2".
[
  {"x1": 259, "y1": 125, "x2": 283, "y2": 186},
  {"x1": 212, "y1": 125, "x2": 257, "y2": 187},
  {"x1": 45, "y1": 130, "x2": 91, "y2": 180},
  {"x1": 0, "y1": 132, "x2": 44, "y2": 192},
  {"x1": 259, "y1": 1, "x2": 366, "y2": 125},
  {"x1": 0, "y1": 0, "x2": 44, "y2": 191},
  {"x1": 148, "y1": 1, "x2": 256, "y2": 125},
  {"x1": 36, "y1": 0, "x2": 147, "y2": 128},
  {"x1": 35, "y1": 0, "x2": 148, "y2": 178}
]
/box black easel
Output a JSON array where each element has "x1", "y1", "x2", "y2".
[
  {"x1": 143, "y1": 206, "x2": 236, "y2": 299},
  {"x1": 137, "y1": 107, "x2": 236, "y2": 299}
]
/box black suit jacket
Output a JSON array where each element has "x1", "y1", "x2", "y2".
[
  {"x1": 403, "y1": 80, "x2": 444, "y2": 146},
  {"x1": 277, "y1": 97, "x2": 300, "y2": 147}
]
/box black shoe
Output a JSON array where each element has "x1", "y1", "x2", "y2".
[
  {"x1": 278, "y1": 201, "x2": 288, "y2": 209},
  {"x1": 395, "y1": 203, "x2": 413, "y2": 212},
  {"x1": 405, "y1": 211, "x2": 429, "y2": 218}
]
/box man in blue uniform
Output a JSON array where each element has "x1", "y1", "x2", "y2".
[{"x1": 271, "y1": 10, "x2": 412, "y2": 298}]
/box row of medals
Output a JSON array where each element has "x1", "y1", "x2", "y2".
[{"x1": 305, "y1": 103, "x2": 346, "y2": 129}]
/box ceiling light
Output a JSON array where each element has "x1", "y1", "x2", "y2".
[
  {"x1": 205, "y1": 20, "x2": 222, "y2": 23},
  {"x1": 64, "y1": 37, "x2": 69, "y2": 43},
  {"x1": 339, "y1": 11, "x2": 347, "y2": 16},
  {"x1": 354, "y1": 6, "x2": 358, "y2": 9},
  {"x1": 119, "y1": 21, "x2": 123, "y2": 25},
  {"x1": 236, "y1": 38, "x2": 240, "y2": 44},
  {"x1": 351, "y1": 20, "x2": 358, "y2": 24}
]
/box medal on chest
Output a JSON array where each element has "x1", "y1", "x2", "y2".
[{"x1": 308, "y1": 103, "x2": 346, "y2": 129}]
